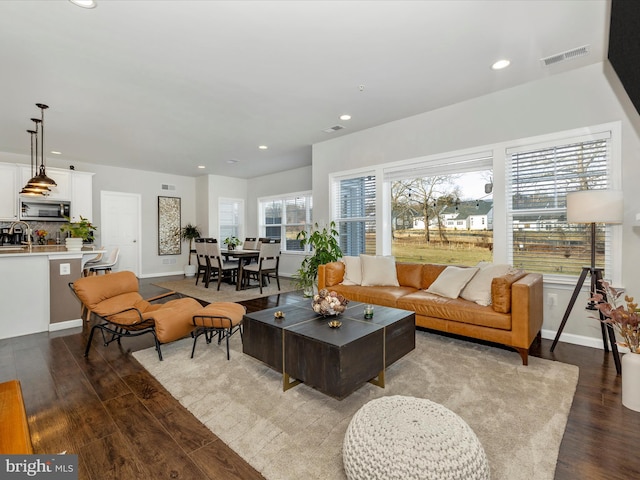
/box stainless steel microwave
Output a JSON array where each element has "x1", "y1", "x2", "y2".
[{"x1": 20, "y1": 199, "x2": 71, "y2": 222}]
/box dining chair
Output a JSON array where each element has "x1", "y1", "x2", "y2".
[
  {"x1": 243, "y1": 237, "x2": 259, "y2": 250},
  {"x1": 241, "y1": 241, "x2": 281, "y2": 293},
  {"x1": 205, "y1": 239, "x2": 239, "y2": 290},
  {"x1": 194, "y1": 238, "x2": 209, "y2": 285}
]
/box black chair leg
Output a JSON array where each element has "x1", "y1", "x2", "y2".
[{"x1": 84, "y1": 324, "x2": 99, "y2": 357}]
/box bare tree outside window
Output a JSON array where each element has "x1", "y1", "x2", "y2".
[{"x1": 391, "y1": 171, "x2": 493, "y2": 265}]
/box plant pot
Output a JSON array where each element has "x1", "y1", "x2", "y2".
[
  {"x1": 622, "y1": 352, "x2": 640, "y2": 412},
  {"x1": 65, "y1": 237, "x2": 83, "y2": 252},
  {"x1": 184, "y1": 264, "x2": 197, "y2": 277}
]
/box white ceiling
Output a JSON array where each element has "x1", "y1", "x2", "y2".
[{"x1": 0, "y1": 0, "x2": 609, "y2": 179}]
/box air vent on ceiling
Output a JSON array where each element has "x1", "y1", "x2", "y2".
[
  {"x1": 161, "y1": 184, "x2": 176, "y2": 191},
  {"x1": 541, "y1": 45, "x2": 590, "y2": 67},
  {"x1": 323, "y1": 125, "x2": 345, "y2": 133}
]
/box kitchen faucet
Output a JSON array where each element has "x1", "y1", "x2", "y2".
[{"x1": 9, "y1": 221, "x2": 33, "y2": 248}]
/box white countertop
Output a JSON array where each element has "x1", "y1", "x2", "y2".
[{"x1": 0, "y1": 245, "x2": 104, "y2": 257}]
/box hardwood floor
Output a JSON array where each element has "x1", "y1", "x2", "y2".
[{"x1": 2, "y1": 275, "x2": 639, "y2": 479}]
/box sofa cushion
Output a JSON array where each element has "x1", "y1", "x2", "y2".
[
  {"x1": 341, "y1": 256, "x2": 362, "y2": 285},
  {"x1": 426, "y1": 266, "x2": 479, "y2": 299},
  {"x1": 329, "y1": 284, "x2": 417, "y2": 307},
  {"x1": 492, "y1": 270, "x2": 527, "y2": 313},
  {"x1": 360, "y1": 255, "x2": 400, "y2": 287},
  {"x1": 396, "y1": 263, "x2": 424, "y2": 289},
  {"x1": 324, "y1": 261, "x2": 345, "y2": 287},
  {"x1": 461, "y1": 263, "x2": 513, "y2": 306},
  {"x1": 397, "y1": 291, "x2": 512, "y2": 330}
]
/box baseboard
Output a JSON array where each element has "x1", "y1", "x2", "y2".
[
  {"x1": 49, "y1": 319, "x2": 83, "y2": 332},
  {"x1": 138, "y1": 271, "x2": 185, "y2": 279},
  {"x1": 541, "y1": 328, "x2": 606, "y2": 350}
]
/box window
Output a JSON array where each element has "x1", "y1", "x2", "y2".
[
  {"x1": 219, "y1": 198, "x2": 243, "y2": 240},
  {"x1": 332, "y1": 174, "x2": 376, "y2": 256},
  {"x1": 506, "y1": 129, "x2": 615, "y2": 277},
  {"x1": 384, "y1": 152, "x2": 493, "y2": 265},
  {"x1": 259, "y1": 192, "x2": 312, "y2": 251}
]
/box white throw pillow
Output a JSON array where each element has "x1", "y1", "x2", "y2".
[
  {"x1": 426, "y1": 266, "x2": 479, "y2": 299},
  {"x1": 360, "y1": 255, "x2": 399, "y2": 287},
  {"x1": 341, "y1": 256, "x2": 362, "y2": 285},
  {"x1": 460, "y1": 263, "x2": 513, "y2": 306}
]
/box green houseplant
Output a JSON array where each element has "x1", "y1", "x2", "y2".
[
  {"x1": 180, "y1": 223, "x2": 201, "y2": 276},
  {"x1": 294, "y1": 222, "x2": 342, "y2": 296},
  {"x1": 224, "y1": 236, "x2": 242, "y2": 250},
  {"x1": 61, "y1": 216, "x2": 97, "y2": 240}
]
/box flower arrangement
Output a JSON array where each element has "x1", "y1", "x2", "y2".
[
  {"x1": 591, "y1": 280, "x2": 640, "y2": 353},
  {"x1": 60, "y1": 216, "x2": 97, "y2": 240},
  {"x1": 312, "y1": 289, "x2": 349, "y2": 316},
  {"x1": 34, "y1": 229, "x2": 48, "y2": 245}
]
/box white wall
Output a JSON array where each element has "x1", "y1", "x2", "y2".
[{"x1": 312, "y1": 62, "x2": 640, "y2": 348}]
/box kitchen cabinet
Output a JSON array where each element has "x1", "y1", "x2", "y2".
[
  {"x1": 0, "y1": 163, "x2": 18, "y2": 220},
  {"x1": 19, "y1": 166, "x2": 70, "y2": 200},
  {"x1": 70, "y1": 171, "x2": 94, "y2": 221}
]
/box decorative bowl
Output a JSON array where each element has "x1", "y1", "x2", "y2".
[
  {"x1": 312, "y1": 289, "x2": 349, "y2": 317},
  {"x1": 274, "y1": 311, "x2": 285, "y2": 319},
  {"x1": 328, "y1": 320, "x2": 342, "y2": 329}
]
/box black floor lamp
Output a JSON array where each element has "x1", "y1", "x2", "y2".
[{"x1": 550, "y1": 189, "x2": 623, "y2": 374}]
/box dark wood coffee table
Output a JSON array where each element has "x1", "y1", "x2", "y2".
[{"x1": 242, "y1": 301, "x2": 415, "y2": 399}]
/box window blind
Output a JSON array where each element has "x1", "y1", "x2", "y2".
[
  {"x1": 332, "y1": 173, "x2": 376, "y2": 256},
  {"x1": 506, "y1": 132, "x2": 613, "y2": 277}
]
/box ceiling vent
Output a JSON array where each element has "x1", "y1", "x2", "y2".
[
  {"x1": 161, "y1": 184, "x2": 176, "y2": 191},
  {"x1": 323, "y1": 125, "x2": 345, "y2": 133},
  {"x1": 541, "y1": 45, "x2": 590, "y2": 67}
]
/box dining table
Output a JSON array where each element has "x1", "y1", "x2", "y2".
[{"x1": 221, "y1": 248, "x2": 260, "y2": 290}]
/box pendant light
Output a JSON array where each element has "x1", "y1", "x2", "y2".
[
  {"x1": 20, "y1": 125, "x2": 50, "y2": 196},
  {"x1": 25, "y1": 103, "x2": 57, "y2": 189}
]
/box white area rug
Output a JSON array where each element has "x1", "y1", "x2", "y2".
[
  {"x1": 153, "y1": 276, "x2": 298, "y2": 304},
  {"x1": 134, "y1": 330, "x2": 578, "y2": 480}
]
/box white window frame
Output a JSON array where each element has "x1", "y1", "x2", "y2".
[{"x1": 258, "y1": 191, "x2": 312, "y2": 253}]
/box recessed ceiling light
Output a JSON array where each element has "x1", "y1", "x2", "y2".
[
  {"x1": 197, "y1": 165, "x2": 206, "y2": 169},
  {"x1": 258, "y1": 145, "x2": 268, "y2": 150},
  {"x1": 491, "y1": 59, "x2": 511, "y2": 70},
  {"x1": 339, "y1": 114, "x2": 352, "y2": 121},
  {"x1": 50, "y1": 151, "x2": 62, "y2": 155},
  {"x1": 69, "y1": 0, "x2": 97, "y2": 8}
]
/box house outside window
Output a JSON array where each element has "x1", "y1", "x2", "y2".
[
  {"x1": 385, "y1": 152, "x2": 493, "y2": 265},
  {"x1": 259, "y1": 192, "x2": 312, "y2": 252}
]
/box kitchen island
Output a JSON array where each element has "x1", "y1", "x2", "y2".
[{"x1": 0, "y1": 246, "x2": 105, "y2": 340}]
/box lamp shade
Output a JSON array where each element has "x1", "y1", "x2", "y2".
[{"x1": 566, "y1": 189, "x2": 623, "y2": 224}]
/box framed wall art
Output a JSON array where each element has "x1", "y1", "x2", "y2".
[{"x1": 158, "y1": 196, "x2": 181, "y2": 255}]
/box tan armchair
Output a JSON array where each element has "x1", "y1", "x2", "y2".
[{"x1": 71, "y1": 271, "x2": 203, "y2": 360}]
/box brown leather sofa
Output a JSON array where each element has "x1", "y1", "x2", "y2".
[{"x1": 318, "y1": 261, "x2": 543, "y2": 365}]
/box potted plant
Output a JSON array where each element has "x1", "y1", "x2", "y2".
[
  {"x1": 224, "y1": 236, "x2": 242, "y2": 250},
  {"x1": 181, "y1": 223, "x2": 201, "y2": 276},
  {"x1": 591, "y1": 280, "x2": 640, "y2": 411},
  {"x1": 60, "y1": 216, "x2": 97, "y2": 251},
  {"x1": 294, "y1": 221, "x2": 342, "y2": 296}
]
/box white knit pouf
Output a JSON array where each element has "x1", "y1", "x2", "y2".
[{"x1": 343, "y1": 395, "x2": 490, "y2": 480}]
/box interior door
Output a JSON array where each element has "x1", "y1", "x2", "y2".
[{"x1": 100, "y1": 191, "x2": 141, "y2": 276}]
